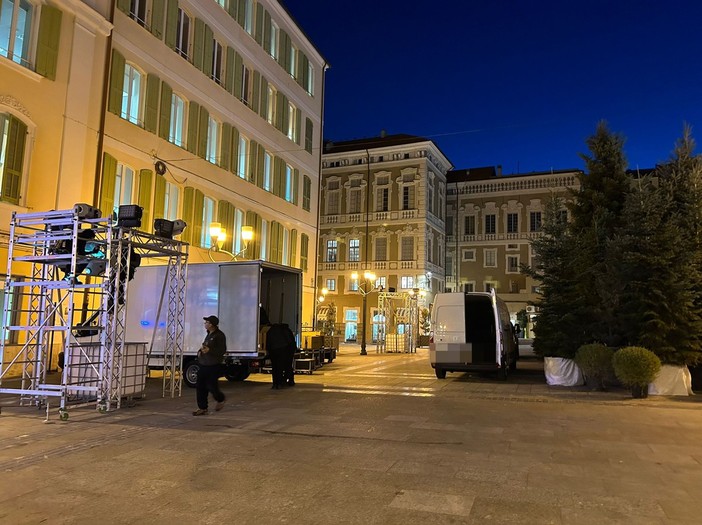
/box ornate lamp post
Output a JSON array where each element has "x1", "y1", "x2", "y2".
[
  {"x1": 315, "y1": 287, "x2": 328, "y2": 331},
  {"x1": 208, "y1": 222, "x2": 253, "y2": 261},
  {"x1": 351, "y1": 270, "x2": 377, "y2": 355}
]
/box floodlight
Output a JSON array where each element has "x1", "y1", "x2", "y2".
[{"x1": 117, "y1": 204, "x2": 143, "y2": 228}]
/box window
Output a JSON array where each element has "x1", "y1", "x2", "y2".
[
  {"x1": 237, "y1": 135, "x2": 248, "y2": 179},
  {"x1": 326, "y1": 239, "x2": 337, "y2": 262},
  {"x1": 507, "y1": 213, "x2": 518, "y2": 233},
  {"x1": 175, "y1": 8, "x2": 191, "y2": 59},
  {"x1": 266, "y1": 85, "x2": 275, "y2": 125},
  {"x1": 263, "y1": 152, "x2": 272, "y2": 191},
  {"x1": 376, "y1": 187, "x2": 388, "y2": 212},
  {"x1": 464, "y1": 216, "x2": 475, "y2": 236},
  {"x1": 241, "y1": 64, "x2": 251, "y2": 106},
  {"x1": 375, "y1": 238, "x2": 387, "y2": 261},
  {"x1": 427, "y1": 178, "x2": 434, "y2": 214},
  {"x1": 129, "y1": 0, "x2": 147, "y2": 26},
  {"x1": 242, "y1": 0, "x2": 253, "y2": 34},
  {"x1": 169, "y1": 93, "x2": 186, "y2": 147},
  {"x1": 121, "y1": 64, "x2": 142, "y2": 125},
  {"x1": 375, "y1": 276, "x2": 386, "y2": 290},
  {"x1": 326, "y1": 181, "x2": 340, "y2": 214},
  {"x1": 402, "y1": 186, "x2": 415, "y2": 210},
  {"x1": 287, "y1": 103, "x2": 297, "y2": 142},
  {"x1": 557, "y1": 209, "x2": 568, "y2": 223},
  {"x1": 303, "y1": 175, "x2": 311, "y2": 211},
  {"x1": 401, "y1": 276, "x2": 414, "y2": 289},
  {"x1": 163, "y1": 182, "x2": 179, "y2": 221},
  {"x1": 484, "y1": 281, "x2": 498, "y2": 293},
  {"x1": 446, "y1": 216, "x2": 453, "y2": 236},
  {"x1": 285, "y1": 164, "x2": 293, "y2": 202},
  {"x1": 269, "y1": 20, "x2": 279, "y2": 60},
  {"x1": 349, "y1": 187, "x2": 361, "y2": 214},
  {"x1": 349, "y1": 239, "x2": 360, "y2": 262},
  {"x1": 0, "y1": 0, "x2": 33, "y2": 67},
  {"x1": 289, "y1": 43, "x2": 297, "y2": 77},
  {"x1": 113, "y1": 162, "x2": 135, "y2": 218},
  {"x1": 463, "y1": 282, "x2": 475, "y2": 293},
  {"x1": 259, "y1": 219, "x2": 268, "y2": 259},
  {"x1": 211, "y1": 38, "x2": 223, "y2": 84},
  {"x1": 300, "y1": 233, "x2": 309, "y2": 271},
  {"x1": 349, "y1": 277, "x2": 358, "y2": 292},
  {"x1": 0, "y1": 112, "x2": 28, "y2": 205},
  {"x1": 401, "y1": 237, "x2": 414, "y2": 261},
  {"x1": 529, "y1": 211, "x2": 542, "y2": 232},
  {"x1": 206, "y1": 116, "x2": 219, "y2": 164},
  {"x1": 326, "y1": 278, "x2": 336, "y2": 292},
  {"x1": 306, "y1": 61, "x2": 314, "y2": 95},
  {"x1": 484, "y1": 214, "x2": 496, "y2": 234},
  {"x1": 200, "y1": 198, "x2": 214, "y2": 247},
  {"x1": 484, "y1": 249, "x2": 497, "y2": 268},
  {"x1": 0, "y1": 277, "x2": 19, "y2": 343},
  {"x1": 507, "y1": 255, "x2": 519, "y2": 273},
  {"x1": 462, "y1": 249, "x2": 475, "y2": 262},
  {"x1": 446, "y1": 256, "x2": 453, "y2": 278}
]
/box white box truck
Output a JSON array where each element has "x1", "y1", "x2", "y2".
[
  {"x1": 429, "y1": 290, "x2": 518, "y2": 380},
  {"x1": 126, "y1": 260, "x2": 301, "y2": 386}
]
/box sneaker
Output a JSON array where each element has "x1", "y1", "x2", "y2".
[
  {"x1": 192, "y1": 409, "x2": 208, "y2": 416},
  {"x1": 215, "y1": 400, "x2": 225, "y2": 412}
]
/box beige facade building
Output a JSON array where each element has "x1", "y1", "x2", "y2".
[
  {"x1": 445, "y1": 167, "x2": 581, "y2": 332},
  {"x1": 1, "y1": 0, "x2": 325, "y2": 327},
  {"x1": 318, "y1": 134, "x2": 451, "y2": 344}
]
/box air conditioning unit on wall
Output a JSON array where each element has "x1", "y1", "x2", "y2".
[{"x1": 526, "y1": 305, "x2": 536, "y2": 314}]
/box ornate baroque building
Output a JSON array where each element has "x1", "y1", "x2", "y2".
[
  {"x1": 445, "y1": 166, "x2": 581, "y2": 330},
  {"x1": 1, "y1": 0, "x2": 326, "y2": 328},
  {"x1": 318, "y1": 134, "x2": 451, "y2": 343}
]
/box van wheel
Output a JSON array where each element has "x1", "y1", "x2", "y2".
[
  {"x1": 509, "y1": 355, "x2": 517, "y2": 371},
  {"x1": 225, "y1": 364, "x2": 250, "y2": 382},
  {"x1": 435, "y1": 367, "x2": 446, "y2": 379},
  {"x1": 497, "y1": 363, "x2": 508, "y2": 381}
]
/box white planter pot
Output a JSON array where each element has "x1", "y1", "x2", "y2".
[{"x1": 544, "y1": 357, "x2": 584, "y2": 386}]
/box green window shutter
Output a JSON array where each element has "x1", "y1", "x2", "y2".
[
  {"x1": 300, "y1": 233, "x2": 308, "y2": 272},
  {"x1": 117, "y1": 0, "x2": 130, "y2": 14},
  {"x1": 256, "y1": 145, "x2": 264, "y2": 188},
  {"x1": 159, "y1": 81, "x2": 172, "y2": 140},
  {"x1": 245, "y1": 211, "x2": 259, "y2": 258},
  {"x1": 230, "y1": 126, "x2": 240, "y2": 175},
  {"x1": 217, "y1": 200, "x2": 235, "y2": 253},
  {"x1": 251, "y1": 70, "x2": 260, "y2": 115},
  {"x1": 99, "y1": 153, "x2": 117, "y2": 219},
  {"x1": 153, "y1": 174, "x2": 166, "y2": 220},
  {"x1": 295, "y1": 108, "x2": 301, "y2": 145},
  {"x1": 35, "y1": 5, "x2": 62, "y2": 80},
  {"x1": 295, "y1": 49, "x2": 303, "y2": 85},
  {"x1": 187, "y1": 101, "x2": 199, "y2": 154},
  {"x1": 292, "y1": 168, "x2": 299, "y2": 205},
  {"x1": 203, "y1": 24, "x2": 213, "y2": 78},
  {"x1": 224, "y1": 46, "x2": 235, "y2": 94},
  {"x1": 144, "y1": 74, "x2": 160, "y2": 134},
  {"x1": 277, "y1": 224, "x2": 284, "y2": 264},
  {"x1": 181, "y1": 187, "x2": 195, "y2": 244},
  {"x1": 192, "y1": 189, "x2": 204, "y2": 248},
  {"x1": 193, "y1": 18, "x2": 204, "y2": 71},
  {"x1": 302, "y1": 54, "x2": 310, "y2": 91},
  {"x1": 198, "y1": 106, "x2": 209, "y2": 158},
  {"x1": 277, "y1": 29, "x2": 287, "y2": 67},
  {"x1": 1, "y1": 116, "x2": 27, "y2": 204},
  {"x1": 164, "y1": 0, "x2": 178, "y2": 50},
  {"x1": 269, "y1": 221, "x2": 279, "y2": 263},
  {"x1": 221, "y1": 122, "x2": 232, "y2": 170},
  {"x1": 236, "y1": 0, "x2": 246, "y2": 27},
  {"x1": 137, "y1": 169, "x2": 153, "y2": 232},
  {"x1": 233, "y1": 51, "x2": 243, "y2": 99},
  {"x1": 254, "y1": 3, "x2": 264, "y2": 45},
  {"x1": 227, "y1": 0, "x2": 238, "y2": 19},
  {"x1": 272, "y1": 156, "x2": 282, "y2": 198},
  {"x1": 290, "y1": 229, "x2": 297, "y2": 268},
  {"x1": 259, "y1": 76, "x2": 268, "y2": 119},
  {"x1": 263, "y1": 10, "x2": 271, "y2": 54},
  {"x1": 247, "y1": 140, "x2": 258, "y2": 183},
  {"x1": 305, "y1": 118, "x2": 313, "y2": 153},
  {"x1": 150, "y1": 0, "x2": 165, "y2": 39},
  {"x1": 303, "y1": 175, "x2": 311, "y2": 211},
  {"x1": 108, "y1": 50, "x2": 126, "y2": 115}
]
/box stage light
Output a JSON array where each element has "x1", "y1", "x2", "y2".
[{"x1": 117, "y1": 204, "x2": 143, "y2": 228}]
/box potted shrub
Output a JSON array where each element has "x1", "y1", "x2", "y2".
[
  {"x1": 574, "y1": 343, "x2": 615, "y2": 391},
  {"x1": 418, "y1": 308, "x2": 431, "y2": 347},
  {"x1": 322, "y1": 302, "x2": 339, "y2": 349},
  {"x1": 612, "y1": 346, "x2": 661, "y2": 398}
]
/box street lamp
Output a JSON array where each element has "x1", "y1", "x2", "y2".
[
  {"x1": 351, "y1": 270, "x2": 377, "y2": 355},
  {"x1": 316, "y1": 287, "x2": 328, "y2": 331},
  {"x1": 208, "y1": 222, "x2": 254, "y2": 261},
  {"x1": 408, "y1": 287, "x2": 427, "y2": 352}
]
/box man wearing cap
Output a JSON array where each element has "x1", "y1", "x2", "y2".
[{"x1": 193, "y1": 315, "x2": 227, "y2": 415}]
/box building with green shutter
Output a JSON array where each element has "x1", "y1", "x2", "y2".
[{"x1": 1, "y1": 1, "x2": 327, "y2": 334}]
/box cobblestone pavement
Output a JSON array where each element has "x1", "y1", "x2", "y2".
[{"x1": 1, "y1": 346, "x2": 701, "y2": 524}]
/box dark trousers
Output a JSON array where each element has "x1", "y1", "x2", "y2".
[
  {"x1": 196, "y1": 364, "x2": 225, "y2": 410},
  {"x1": 270, "y1": 350, "x2": 286, "y2": 387},
  {"x1": 283, "y1": 346, "x2": 295, "y2": 385}
]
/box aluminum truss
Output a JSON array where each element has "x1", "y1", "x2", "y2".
[
  {"x1": 0, "y1": 207, "x2": 188, "y2": 419},
  {"x1": 375, "y1": 290, "x2": 413, "y2": 353}
]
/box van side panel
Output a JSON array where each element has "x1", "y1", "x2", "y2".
[
  {"x1": 430, "y1": 295, "x2": 473, "y2": 366},
  {"x1": 465, "y1": 295, "x2": 497, "y2": 364}
]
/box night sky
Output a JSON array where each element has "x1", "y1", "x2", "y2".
[{"x1": 282, "y1": 0, "x2": 702, "y2": 174}]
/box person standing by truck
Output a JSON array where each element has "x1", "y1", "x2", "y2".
[{"x1": 193, "y1": 315, "x2": 227, "y2": 415}]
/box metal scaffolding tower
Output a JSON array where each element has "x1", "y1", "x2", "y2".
[{"x1": 0, "y1": 206, "x2": 188, "y2": 419}]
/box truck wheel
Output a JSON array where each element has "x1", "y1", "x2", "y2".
[
  {"x1": 497, "y1": 362, "x2": 508, "y2": 381},
  {"x1": 509, "y1": 353, "x2": 518, "y2": 371},
  {"x1": 183, "y1": 360, "x2": 199, "y2": 388},
  {"x1": 435, "y1": 367, "x2": 446, "y2": 379},
  {"x1": 225, "y1": 364, "x2": 250, "y2": 382}
]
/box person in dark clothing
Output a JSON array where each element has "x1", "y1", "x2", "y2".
[{"x1": 193, "y1": 315, "x2": 227, "y2": 415}]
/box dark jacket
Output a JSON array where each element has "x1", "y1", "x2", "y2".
[{"x1": 198, "y1": 328, "x2": 226, "y2": 366}]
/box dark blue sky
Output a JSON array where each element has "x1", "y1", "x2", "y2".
[{"x1": 283, "y1": 0, "x2": 702, "y2": 174}]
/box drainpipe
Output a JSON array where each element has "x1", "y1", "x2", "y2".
[{"x1": 313, "y1": 61, "x2": 329, "y2": 330}]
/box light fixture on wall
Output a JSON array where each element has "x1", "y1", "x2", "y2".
[{"x1": 208, "y1": 222, "x2": 253, "y2": 261}]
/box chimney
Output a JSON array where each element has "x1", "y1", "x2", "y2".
[
  {"x1": 380, "y1": 129, "x2": 387, "y2": 138},
  {"x1": 497, "y1": 165, "x2": 502, "y2": 177}
]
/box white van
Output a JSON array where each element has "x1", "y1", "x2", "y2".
[{"x1": 429, "y1": 290, "x2": 518, "y2": 380}]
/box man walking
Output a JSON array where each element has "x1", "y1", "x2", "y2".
[{"x1": 193, "y1": 315, "x2": 226, "y2": 415}]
